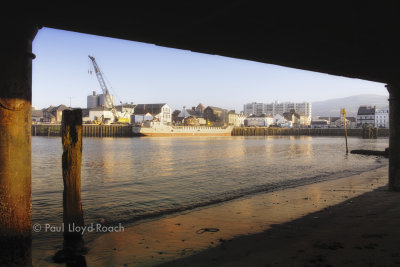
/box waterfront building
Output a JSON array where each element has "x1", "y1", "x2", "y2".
[
  {"x1": 203, "y1": 106, "x2": 229, "y2": 125},
  {"x1": 114, "y1": 103, "x2": 135, "y2": 124},
  {"x1": 243, "y1": 101, "x2": 312, "y2": 124},
  {"x1": 176, "y1": 106, "x2": 206, "y2": 125},
  {"x1": 311, "y1": 119, "x2": 329, "y2": 128},
  {"x1": 375, "y1": 109, "x2": 389, "y2": 128},
  {"x1": 133, "y1": 103, "x2": 172, "y2": 123},
  {"x1": 332, "y1": 116, "x2": 357, "y2": 128},
  {"x1": 195, "y1": 103, "x2": 205, "y2": 113},
  {"x1": 245, "y1": 114, "x2": 274, "y2": 127},
  {"x1": 357, "y1": 106, "x2": 376, "y2": 127},
  {"x1": 32, "y1": 107, "x2": 44, "y2": 123},
  {"x1": 237, "y1": 112, "x2": 247, "y2": 127},
  {"x1": 227, "y1": 111, "x2": 239, "y2": 126},
  {"x1": 87, "y1": 106, "x2": 115, "y2": 124},
  {"x1": 42, "y1": 105, "x2": 71, "y2": 123},
  {"x1": 283, "y1": 109, "x2": 310, "y2": 128},
  {"x1": 274, "y1": 114, "x2": 287, "y2": 126}
]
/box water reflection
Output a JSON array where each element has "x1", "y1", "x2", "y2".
[{"x1": 32, "y1": 136, "x2": 388, "y2": 255}]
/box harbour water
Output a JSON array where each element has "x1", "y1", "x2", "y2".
[{"x1": 32, "y1": 136, "x2": 388, "y2": 255}]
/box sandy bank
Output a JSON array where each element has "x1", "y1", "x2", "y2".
[
  {"x1": 80, "y1": 166, "x2": 389, "y2": 266},
  {"x1": 161, "y1": 178, "x2": 400, "y2": 266}
]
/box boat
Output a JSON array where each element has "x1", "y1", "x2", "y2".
[{"x1": 132, "y1": 121, "x2": 234, "y2": 136}]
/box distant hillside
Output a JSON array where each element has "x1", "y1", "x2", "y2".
[{"x1": 312, "y1": 94, "x2": 388, "y2": 117}]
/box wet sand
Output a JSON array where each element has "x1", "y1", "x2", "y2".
[
  {"x1": 80, "y1": 166, "x2": 389, "y2": 266},
  {"x1": 161, "y1": 172, "x2": 400, "y2": 266}
]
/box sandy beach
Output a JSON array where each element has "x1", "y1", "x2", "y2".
[
  {"x1": 77, "y1": 166, "x2": 391, "y2": 266},
  {"x1": 161, "y1": 170, "x2": 400, "y2": 266}
]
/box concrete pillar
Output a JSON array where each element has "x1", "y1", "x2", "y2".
[
  {"x1": 0, "y1": 23, "x2": 38, "y2": 265},
  {"x1": 386, "y1": 84, "x2": 400, "y2": 191}
]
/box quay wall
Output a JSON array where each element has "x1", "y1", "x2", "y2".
[
  {"x1": 31, "y1": 124, "x2": 135, "y2": 137},
  {"x1": 31, "y1": 125, "x2": 390, "y2": 138},
  {"x1": 232, "y1": 127, "x2": 389, "y2": 138}
]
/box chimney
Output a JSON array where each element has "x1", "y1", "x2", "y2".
[{"x1": 93, "y1": 91, "x2": 96, "y2": 96}]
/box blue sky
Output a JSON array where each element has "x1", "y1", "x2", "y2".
[{"x1": 32, "y1": 27, "x2": 388, "y2": 112}]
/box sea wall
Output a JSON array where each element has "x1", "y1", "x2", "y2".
[
  {"x1": 31, "y1": 124, "x2": 390, "y2": 138},
  {"x1": 31, "y1": 124, "x2": 134, "y2": 137},
  {"x1": 232, "y1": 127, "x2": 389, "y2": 138}
]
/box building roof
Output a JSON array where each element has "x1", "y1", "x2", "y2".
[
  {"x1": 32, "y1": 110, "x2": 43, "y2": 117},
  {"x1": 134, "y1": 103, "x2": 167, "y2": 115},
  {"x1": 283, "y1": 109, "x2": 301, "y2": 120},
  {"x1": 357, "y1": 106, "x2": 376, "y2": 115},
  {"x1": 205, "y1": 106, "x2": 224, "y2": 112},
  {"x1": 248, "y1": 114, "x2": 271, "y2": 118},
  {"x1": 196, "y1": 103, "x2": 205, "y2": 110},
  {"x1": 115, "y1": 104, "x2": 136, "y2": 112},
  {"x1": 44, "y1": 104, "x2": 70, "y2": 113}
]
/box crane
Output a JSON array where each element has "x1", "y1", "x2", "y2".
[{"x1": 88, "y1": 55, "x2": 130, "y2": 123}]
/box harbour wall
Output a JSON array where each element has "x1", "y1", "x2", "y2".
[
  {"x1": 31, "y1": 124, "x2": 135, "y2": 137},
  {"x1": 31, "y1": 125, "x2": 390, "y2": 138},
  {"x1": 231, "y1": 127, "x2": 389, "y2": 138}
]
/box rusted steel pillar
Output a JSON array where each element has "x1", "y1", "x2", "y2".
[
  {"x1": 386, "y1": 84, "x2": 400, "y2": 191},
  {"x1": 0, "y1": 23, "x2": 38, "y2": 266}
]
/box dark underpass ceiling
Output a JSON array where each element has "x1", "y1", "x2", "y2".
[{"x1": 14, "y1": 1, "x2": 400, "y2": 84}]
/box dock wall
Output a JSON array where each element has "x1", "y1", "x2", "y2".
[
  {"x1": 31, "y1": 124, "x2": 134, "y2": 137},
  {"x1": 231, "y1": 127, "x2": 389, "y2": 138},
  {"x1": 32, "y1": 125, "x2": 390, "y2": 138}
]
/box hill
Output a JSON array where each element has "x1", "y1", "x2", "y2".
[{"x1": 312, "y1": 94, "x2": 388, "y2": 117}]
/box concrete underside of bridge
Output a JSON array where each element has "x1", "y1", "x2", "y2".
[{"x1": 1, "y1": 2, "x2": 400, "y2": 265}]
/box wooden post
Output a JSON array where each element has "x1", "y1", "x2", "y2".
[
  {"x1": 61, "y1": 109, "x2": 84, "y2": 240},
  {"x1": 341, "y1": 108, "x2": 349, "y2": 154}
]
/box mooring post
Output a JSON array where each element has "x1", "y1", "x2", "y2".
[
  {"x1": 386, "y1": 84, "x2": 400, "y2": 191},
  {"x1": 61, "y1": 109, "x2": 84, "y2": 239},
  {"x1": 0, "y1": 22, "x2": 38, "y2": 266}
]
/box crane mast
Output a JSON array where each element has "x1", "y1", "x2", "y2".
[{"x1": 88, "y1": 55, "x2": 114, "y2": 110}]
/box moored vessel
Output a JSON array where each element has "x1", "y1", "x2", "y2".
[{"x1": 132, "y1": 121, "x2": 233, "y2": 136}]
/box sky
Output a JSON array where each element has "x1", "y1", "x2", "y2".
[{"x1": 32, "y1": 27, "x2": 388, "y2": 113}]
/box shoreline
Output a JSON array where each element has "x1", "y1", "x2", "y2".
[
  {"x1": 161, "y1": 183, "x2": 399, "y2": 266},
  {"x1": 77, "y1": 165, "x2": 388, "y2": 266}
]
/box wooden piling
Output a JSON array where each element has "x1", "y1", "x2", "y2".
[{"x1": 61, "y1": 109, "x2": 84, "y2": 240}]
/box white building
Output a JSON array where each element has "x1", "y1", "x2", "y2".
[
  {"x1": 243, "y1": 102, "x2": 265, "y2": 116},
  {"x1": 245, "y1": 115, "x2": 274, "y2": 127},
  {"x1": 357, "y1": 106, "x2": 376, "y2": 127},
  {"x1": 274, "y1": 114, "x2": 286, "y2": 126},
  {"x1": 237, "y1": 112, "x2": 246, "y2": 127},
  {"x1": 133, "y1": 103, "x2": 172, "y2": 123},
  {"x1": 375, "y1": 109, "x2": 389, "y2": 128},
  {"x1": 87, "y1": 106, "x2": 115, "y2": 124},
  {"x1": 243, "y1": 101, "x2": 312, "y2": 124}
]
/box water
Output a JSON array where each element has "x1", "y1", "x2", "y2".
[{"x1": 32, "y1": 136, "x2": 388, "y2": 248}]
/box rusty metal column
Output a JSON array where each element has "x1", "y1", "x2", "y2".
[
  {"x1": 386, "y1": 84, "x2": 400, "y2": 191},
  {"x1": 0, "y1": 23, "x2": 38, "y2": 266}
]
